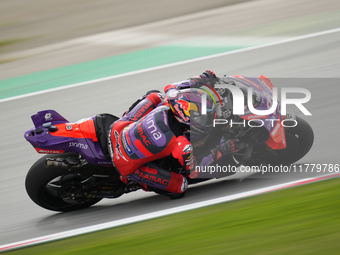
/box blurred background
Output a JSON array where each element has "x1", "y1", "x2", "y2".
[{"x1": 1, "y1": 0, "x2": 340, "y2": 80}]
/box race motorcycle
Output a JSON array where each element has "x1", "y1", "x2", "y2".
[{"x1": 24, "y1": 75, "x2": 314, "y2": 211}]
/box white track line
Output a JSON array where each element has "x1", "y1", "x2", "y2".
[
  {"x1": 1, "y1": 27, "x2": 340, "y2": 104},
  {"x1": 1, "y1": 173, "x2": 339, "y2": 252}
]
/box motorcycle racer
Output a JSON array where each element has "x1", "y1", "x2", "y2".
[{"x1": 108, "y1": 70, "x2": 242, "y2": 197}]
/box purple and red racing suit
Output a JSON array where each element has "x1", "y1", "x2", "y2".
[{"x1": 108, "y1": 70, "x2": 220, "y2": 194}]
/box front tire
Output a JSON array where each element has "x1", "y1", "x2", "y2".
[
  {"x1": 267, "y1": 116, "x2": 314, "y2": 165},
  {"x1": 25, "y1": 153, "x2": 102, "y2": 212}
]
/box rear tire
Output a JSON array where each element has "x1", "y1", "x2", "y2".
[{"x1": 25, "y1": 153, "x2": 102, "y2": 212}]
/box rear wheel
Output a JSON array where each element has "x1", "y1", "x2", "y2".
[{"x1": 25, "y1": 153, "x2": 102, "y2": 212}]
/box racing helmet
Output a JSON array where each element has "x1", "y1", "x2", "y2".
[{"x1": 166, "y1": 89, "x2": 217, "y2": 130}]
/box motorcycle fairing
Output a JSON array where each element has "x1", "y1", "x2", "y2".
[
  {"x1": 51, "y1": 120, "x2": 98, "y2": 142},
  {"x1": 228, "y1": 75, "x2": 286, "y2": 150},
  {"x1": 25, "y1": 110, "x2": 111, "y2": 165},
  {"x1": 31, "y1": 110, "x2": 69, "y2": 128}
]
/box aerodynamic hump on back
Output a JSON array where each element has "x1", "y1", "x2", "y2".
[{"x1": 31, "y1": 110, "x2": 69, "y2": 128}]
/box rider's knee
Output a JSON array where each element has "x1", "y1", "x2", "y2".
[{"x1": 166, "y1": 174, "x2": 188, "y2": 194}]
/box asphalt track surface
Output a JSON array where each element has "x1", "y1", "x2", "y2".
[{"x1": 0, "y1": 31, "x2": 340, "y2": 246}]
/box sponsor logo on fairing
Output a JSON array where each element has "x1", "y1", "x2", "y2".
[
  {"x1": 35, "y1": 148, "x2": 65, "y2": 154},
  {"x1": 69, "y1": 142, "x2": 88, "y2": 149}
]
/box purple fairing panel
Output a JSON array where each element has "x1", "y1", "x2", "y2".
[
  {"x1": 227, "y1": 75, "x2": 282, "y2": 134},
  {"x1": 31, "y1": 110, "x2": 69, "y2": 128},
  {"x1": 24, "y1": 110, "x2": 112, "y2": 166}
]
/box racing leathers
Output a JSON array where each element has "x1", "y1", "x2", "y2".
[
  {"x1": 108, "y1": 70, "x2": 239, "y2": 194},
  {"x1": 108, "y1": 91, "x2": 192, "y2": 194}
]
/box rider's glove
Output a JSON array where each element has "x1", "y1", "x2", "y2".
[
  {"x1": 191, "y1": 70, "x2": 218, "y2": 88},
  {"x1": 172, "y1": 136, "x2": 196, "y2": 175},
  {"x1": 210, "y1": 138, "x2": 244, "y2": 161},
  {"x1": 219, "y1": 138, "x2": 242, "y2": 154},
  {"x1": 197, "y1": 138, "x2": 247, "y2": 178},
  {"x1": 165, "y1": 70, "x2": 218, "y2": 91},
  {"x1": 201, "y1": 70, "x2": 216, "y2": 79}
]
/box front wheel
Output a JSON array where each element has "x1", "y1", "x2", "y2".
[
  {"x1": 25, "y1": 153, "x2": 102, "y2": 212},
  {"x1": 266, "y1": 115, "x2": 314, "y2": 165}
]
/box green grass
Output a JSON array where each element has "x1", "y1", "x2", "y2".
[{"x1": 6, "y1": 178, "x2": 340, "y2": 255}]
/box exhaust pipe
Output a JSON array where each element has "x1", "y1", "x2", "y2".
[{"x1": 45, "y1": 158, "x2": 69, "y2": 168}]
